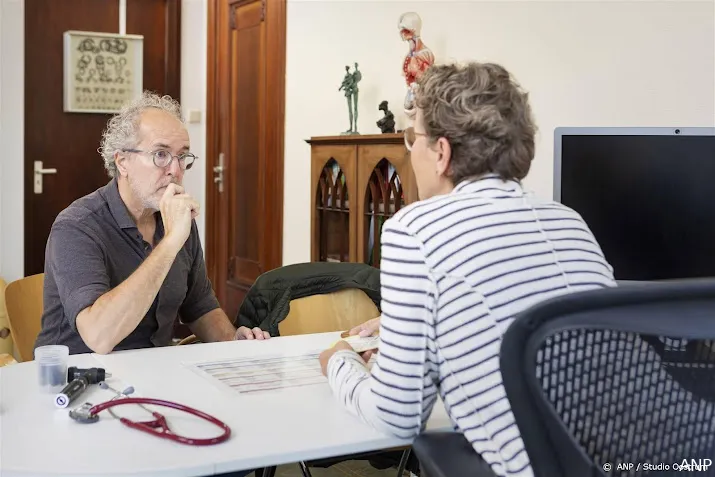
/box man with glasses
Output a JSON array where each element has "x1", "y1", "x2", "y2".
[{"x1": 34, "y1": 91, "x2": 269, "y2": 356}]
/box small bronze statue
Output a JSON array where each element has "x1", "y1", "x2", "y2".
[
  {"x1": 376, "y1": 100, "x2": 395, "y2": 134},
  {"x1": 338, "y1": 63, "x2": 362, "y2": 135}
]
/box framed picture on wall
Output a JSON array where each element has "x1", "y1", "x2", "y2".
[{"x1": 63, "y1": 30, "x2": 143, "y2": 114}]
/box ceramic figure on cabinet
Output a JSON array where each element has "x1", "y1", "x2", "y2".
[
  {"x1": 398, "y1": 12, "x2": 435, "y2": 118},
  {"x1": 376, "y1": 100, "x2": 395, "y2": 134}
]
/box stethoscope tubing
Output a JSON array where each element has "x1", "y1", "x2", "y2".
[{"x1": 88, "y1": 396, "x2": 231, "y2": 446}]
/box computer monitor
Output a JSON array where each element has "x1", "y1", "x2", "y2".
[{"x1": 553, "y1": 127, "x2": 715, "y2": 282}]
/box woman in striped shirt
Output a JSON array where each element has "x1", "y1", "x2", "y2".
[{"x1": 318, "y1": 61, "x2": 616, "y2": 477}]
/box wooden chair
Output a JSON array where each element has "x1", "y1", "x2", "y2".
[
  {"x1": 278, "y1": 288, "x2": 379, "y2": 336},
  {"x1": 178, "y1": 288, "x2": 381, "y2": 345},
  {"x1": 0, "y1": 277, "x2": 15, "y2": 357},
  {"x1": 4, "y1": 273, "x2": 45, "y2": 362},
  {"x1": 0, "y1": 353, "x2": 17, "y2": 367}
]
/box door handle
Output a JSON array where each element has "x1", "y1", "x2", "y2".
[
  {"x1": 214, "y1": 153, "x2": 225, "y2": 193},
  {"x1": 34, "y1": 160, "x2": 57, "y2": 194}
]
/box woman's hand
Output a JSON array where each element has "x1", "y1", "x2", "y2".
[
  {"x1": 344, "y1": 317, "x2": 381, "y2": 362},
  {"x1": 348, "y1": 317, "x2": 380, "y2": 337}
]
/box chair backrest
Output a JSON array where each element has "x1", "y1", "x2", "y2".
[
  {"x1": 279, "y1": 288, "x2": 379, "y2": 336},
  {"x1": 4, "y1": 273, "x2": 44, "y2": 362},
  {"x1": 234, "y1": 261, "x2": 381, "y2": 337},
  {"x1": 500, "y1": 279, "x2": 715, "y2": 477},
  {"x1": 177, "y1": 287, "x2": 381, "y2": 345}
]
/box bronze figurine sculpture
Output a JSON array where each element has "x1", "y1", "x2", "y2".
[
  {"x1": 338, "y1": 63, "x2": 362, "y2": 135},
  {"x1": 377, "y1": 100, "x2": 395, "y2": 134}
]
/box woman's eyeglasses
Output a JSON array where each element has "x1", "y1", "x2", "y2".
[{"x1": 403, "y1": 127, "x2": 428, "y2": 151}]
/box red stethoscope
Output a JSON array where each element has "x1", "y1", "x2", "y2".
[{"x1": 70, "y1": 382, "x2": 231, "y2": 446}]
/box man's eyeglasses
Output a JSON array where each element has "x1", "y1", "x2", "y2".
[
  {"x1": 403, "y1": 126, "x2": 428, "y2": 151},
  {"x1": 123, "y1": 149, "x2": 197, "y2": 170}
]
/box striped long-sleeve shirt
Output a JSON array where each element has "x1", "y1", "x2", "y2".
[{"x1": 326, "y1": 174, "x2": 617, "y2": 477}]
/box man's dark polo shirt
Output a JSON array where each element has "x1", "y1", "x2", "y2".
[{"x1": 34, "y1": 178, "x2": 220, "y2": 354}]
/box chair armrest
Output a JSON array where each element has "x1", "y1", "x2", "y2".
[{"x1": 412, "y1": 432, "x2": 497, "y2": 477}]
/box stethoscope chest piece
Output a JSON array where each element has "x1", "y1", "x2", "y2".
[{"x1": 69, "y1": 402, "x2": 100, "y2": 424}]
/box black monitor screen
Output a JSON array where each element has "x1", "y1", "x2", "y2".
[{"x1": 558, "y1": 133, "x2": 715, "y2": 281}]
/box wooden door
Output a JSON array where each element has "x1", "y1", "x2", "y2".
[
  {"x1": 206, "y1": 0, "x2": 286, "y2": 321},
  {"x1": 23, "y1": 0, "x2": 181, "y2": 277}
]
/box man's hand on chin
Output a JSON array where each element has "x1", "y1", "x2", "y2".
[{"x1": 234, "y1": 326, "x2": 271, "y2": 340}]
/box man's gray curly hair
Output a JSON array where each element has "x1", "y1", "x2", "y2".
[{"x1": 98, "y1": 91, "x2": 184, "y2": 178}]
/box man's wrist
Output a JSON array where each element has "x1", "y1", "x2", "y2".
[{"x1": 157, "y1": 234, "x2": 184, "y2": 257}]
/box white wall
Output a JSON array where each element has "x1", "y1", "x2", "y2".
[
  {"x1": 0, "y1": 1, "x2": 2, "y2": 277},
  {"x1": 0, "y1": 0, "x2": 4, "y2": 277},
  {"x1": 282, "y1": 0, "x2": 715, "y2": 266},
  {"x1": 0, "y1": 0, "x2": 25, "y2": 283},
  {"x1": 2, "y1": 0, "x2": 714, "y2": 279},
  {"x1": 0, "y1": 0, "x2": 208, "y2": 282},
  {"x1": 180, "y1": 0, "x2": 208, "y2": 249}
]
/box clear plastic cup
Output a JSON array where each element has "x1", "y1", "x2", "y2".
[{"x1": 34, "y1": 345, "x2": 69, "y2": 393}]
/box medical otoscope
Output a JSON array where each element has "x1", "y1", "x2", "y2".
[{"x1": 54, "y1": 367, "x2": 112, "y2": 408}]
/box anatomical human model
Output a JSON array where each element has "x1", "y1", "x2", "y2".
[{"x1": 399, "y1": 12, "x2": 435, "y2": 118}]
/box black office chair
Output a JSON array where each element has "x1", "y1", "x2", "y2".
[{"x1": 413, "y1": 279, "x2": 715, "y2": 477}]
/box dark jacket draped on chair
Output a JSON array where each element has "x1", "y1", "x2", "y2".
[{"x1": 235, "y1": 262, "x2": 381, "y2": 336}]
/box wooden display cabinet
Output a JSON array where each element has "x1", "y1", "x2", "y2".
[{"x1": 307, "y1": 133, "x2": 418, "y2": 267}]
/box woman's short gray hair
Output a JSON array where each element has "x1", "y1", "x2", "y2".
[
  {"x1": 415, "y1": 61, "x2": 537, "y2": 183},
  {"x1": 98, "y1": 91, "x2": 184, "y2": 178}
]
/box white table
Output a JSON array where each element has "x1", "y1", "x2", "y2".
[{"x1": 0, "y1": 331, "x2": 452, "y2": 476}]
